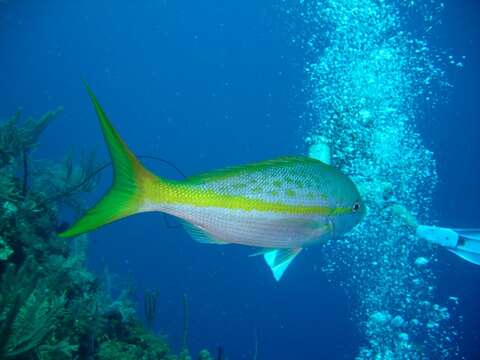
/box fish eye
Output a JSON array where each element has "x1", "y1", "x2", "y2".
[{"x1": 352, "y1": 201, "x2": 361, "y2": 212}]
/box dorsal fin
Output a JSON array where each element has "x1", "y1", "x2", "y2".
[{"x1": 185, "y1": 156, "x2": 327, "y2": 184}]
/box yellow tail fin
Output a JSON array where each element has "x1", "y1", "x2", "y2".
[{"x1": 59, "y1": 85, "x2": 159, "y2": 238}]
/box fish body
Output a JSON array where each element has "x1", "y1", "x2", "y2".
[
  {"x1": 60, "y1": 85, "x2": 365, "y2": 280},
  {"x1": 142, "y1": 157, "x2": 362, "y2": 249}
]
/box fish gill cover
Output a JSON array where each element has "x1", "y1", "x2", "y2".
[{"x1": 282, "y1": 0, "x2": 464, "y2": 358}]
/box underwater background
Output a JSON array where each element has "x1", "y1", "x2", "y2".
[{"x1": 0, "y1": 0, "x2": 479, "y2": 359}]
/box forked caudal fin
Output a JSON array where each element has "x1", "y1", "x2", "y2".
[{"x1": 59, "y1": 84, "x2": 161, "y2": 238}]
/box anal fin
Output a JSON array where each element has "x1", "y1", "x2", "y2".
[{"x1": 259, "y1": 248, "x2": 302, "y2": 281}]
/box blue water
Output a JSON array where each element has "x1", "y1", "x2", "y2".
[
  {"x1": 1, "y1": 1, "x2": 479, "y2": 359},
  {"x1": 426, "y1": 3, "x2": 480, "y2": 359}
]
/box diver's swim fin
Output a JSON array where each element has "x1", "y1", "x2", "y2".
[
  {"x1": 453, "y1": 228, "x2": 480, "y2": 241},
  {"x1": 448, "y1": 249, "x2": 480, "y2": 265},
  {"x1": 450, "y1": 229, "x2": 480, "y2": 265},
  {"x1": 417, "y1": 225, "x2": 480, "y2": 266}
]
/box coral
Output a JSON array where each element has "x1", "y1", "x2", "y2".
[
  {"x1": 36, "y1": 339, "x2": 78, "y2": 360},
  {"x1": 0, "y1": 257, "x2": 66, "y2": 359},
  {"x1": 32, "y1": 151, "x2": 101, "y2": 214},
  {"x1": 97, "y1": 340, "x2": 143, "y2": 360},
  {"x1": 197, "y1": 349, "x2": 213, "y2": 360},
  {"x1": 97, "y1": 322, "x2": 173, "y2": 360},
  {"x1": 0, "y1": 108, "x2": 61, "y2": 169},
  {"x1": 0, "y1": 109, "x2": 212, "y2": 360},
  {"x1": 144, "y1": 289, "x2": 160, "y2": 331},
  {"x1": 0, "y1": 236, "x2": 13, "y2": 260},
  {"x1": 181, "y1": 294, "x2": 189, "y2": 355},
  {"x1": 178, "y1": 349, "x2": 191, "y2": 360}
]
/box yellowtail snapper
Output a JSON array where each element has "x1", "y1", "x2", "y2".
[{"x1": 60, "y1": 85, "x2": 365, "y2": 281}]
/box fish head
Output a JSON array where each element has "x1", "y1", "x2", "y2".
[{"x1": 329, "y1": 176, "x2": 365, "y2": 237}]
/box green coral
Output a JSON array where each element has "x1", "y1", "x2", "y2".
[
  {"x1": 97, "y1": 323, "x2": 173, "y2": 360},
  {"x1": 198, "y1": 349, "x2": 214, "y2": 360},
  {"x1": 36, "y1": 339, "x2": 78, "y2": 360},
  {"x1": 97, "y1": 340, "x2": 143, "y2": 360},
  {"x1": 0, "y1": 257, "x2": 66, "y2": 359},
  {"x1": 0, "y1": 108, "x2": 61, "y2": 168},
  {"x1": 0, "y1": 236, "x2": 13, "y2": 260},
  {"x1": 0, "y1": 109, "x2": 214, "y2": 360}
]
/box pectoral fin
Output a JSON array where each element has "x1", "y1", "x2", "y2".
[
  {"x1": 257, "y1": 248, "x2": 302, "y2": 281},
  {"x1": 182, "y1": 221, "x2": 227, "y2": 245}
]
